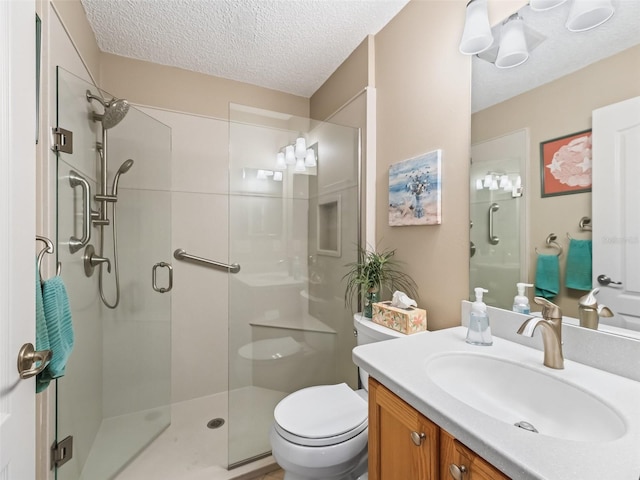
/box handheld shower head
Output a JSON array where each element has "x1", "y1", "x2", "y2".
[
  {"x1": 112, "y1": 159, "x2": 134, "y2": 195},
  {"x1": 86, "y1": 89, "x2": 130, "y2": 129}
]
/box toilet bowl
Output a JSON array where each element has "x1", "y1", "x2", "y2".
[{"x1": 269, "y1": 314, "x2": 409, "y2": 480}]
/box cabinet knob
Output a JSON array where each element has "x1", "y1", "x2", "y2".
[
  {"x1": 449, "y1": 464, "x2": 468, "y2": 480},
  {"x1": 410, "y1": 431, "x2": 426, "y2": 446}
]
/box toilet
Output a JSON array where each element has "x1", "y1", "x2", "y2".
[{"x1": 269, "y1": 313, "x2": 408, "y2": 480}]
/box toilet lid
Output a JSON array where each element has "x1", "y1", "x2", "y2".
[{"x1": 274, "y1": 383, "x2": 367, "y2": 444}]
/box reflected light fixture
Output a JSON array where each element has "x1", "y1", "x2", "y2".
[
  {"x1": 529, "y1": 0, "x2": 568, "y2": 11},
  {"x1": 495, "y1": 14, "x2": 529, "y2": 69},
  {"x1": 459, "y1": 0, "x2": 494, "y2": 55},
  {"x1": 566, "y1": 0, "x2": 615, "y2": 32},
  {"x1": 276, "y1": 136, "x2": 317, "y2": 173}
]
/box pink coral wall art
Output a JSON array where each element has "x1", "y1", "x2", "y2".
[{"x1": 540, "y1": 129, "x2": 592, "y2": 197}]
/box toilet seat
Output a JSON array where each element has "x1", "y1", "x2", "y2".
[{"x1": 274, "y1": 383, "x2": 368, "y2": 447}]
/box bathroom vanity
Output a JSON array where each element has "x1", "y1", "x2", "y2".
[
  {"x1": 353, "y1": 306, "x2": 640, "y2": 480},
  {"x1": 368, "y1": 377, "x2": 508, "y2": 479}
]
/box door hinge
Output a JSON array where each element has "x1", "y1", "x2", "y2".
[
  {"x1": 51, "y1": 127, "x2": 73, "y2": 153},
  {"x1": 51, "y1": 435, "x2": 73, "y2": 470}
]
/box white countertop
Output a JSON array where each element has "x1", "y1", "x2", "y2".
[{"x1": 353, "y1": 326, "x2": 640, "y2": 480}]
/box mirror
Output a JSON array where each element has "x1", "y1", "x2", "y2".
[{"x1": 470, "y1": 1, "x2": 640, "y2": 336}]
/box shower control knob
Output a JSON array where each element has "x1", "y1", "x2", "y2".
[{"x1": 83, "y1": 244, "x2": 112, "y2": 277}]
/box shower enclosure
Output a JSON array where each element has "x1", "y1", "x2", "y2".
[
  {"x1": 53, "y1": 68, "x2": 360, "y2": 477},
  {"x1": 227, "y1": 104, "x2": 361, "y2": 467},
  {"x1": 54, "y1": 67, "x2": 172, "y2": 480},
  {"x1": 469, "y1": 129, "x2": 527, "y2": 309}
]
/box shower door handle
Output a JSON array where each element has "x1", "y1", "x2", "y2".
[
  {"x1": 69, "y1": 170, "x2": 92, "y2": 253},
  {"x1": 488, "y1": 203, "x2": 500, "y2": 245},
  {"x1": 152, "y1": 262, "x2": 173, "y2": 293}
]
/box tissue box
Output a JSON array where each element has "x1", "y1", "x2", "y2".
[{"x1": 372, "y1": 301, "x2": 427, "y2": 335}]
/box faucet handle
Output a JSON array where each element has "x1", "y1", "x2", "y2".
[{"x1": 533, "y1": 297, "x2": 562, "y2": 320}]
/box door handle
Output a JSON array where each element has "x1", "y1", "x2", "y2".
[
  {"x1": 597, "y1": 274, "x2": 623, "y2": 287},
  {"x1": 17, "y1": 343, "x2": 52, "y2": 379},
  {"x1": 488, "y1": 203, "x2": 499, "y2": 245},
  {"x1": 449, "y1": 463, "x2": 468, "y2": 479},
  {"x1": 152, "y1": 262, "x2": 173, "y2": 293}
]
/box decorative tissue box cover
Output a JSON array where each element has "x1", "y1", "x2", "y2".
[{"x1": 372, "y1": 301, "x2": 427, "y2": 334}]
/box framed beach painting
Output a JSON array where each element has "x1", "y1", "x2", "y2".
[
  {"x1": 389, "y1": 149, "x2": 442, "y2": 226},
  {"x1": 540, "y1": 129, "x2": 592, "y2": 197}
]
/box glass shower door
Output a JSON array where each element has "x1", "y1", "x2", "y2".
[
  {"x1": 227, "y1": 105, "x2": 360, "y2": 467},
  {"x1": 55, "y1": 67, "x2": 172, "y2": 480},
  {"x1": 469, "y1": 130, "x2": 526, "y2": 309}
]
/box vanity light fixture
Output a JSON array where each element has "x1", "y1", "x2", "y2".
[
  {"x1": 459, "y1": 0, "x2": 494, "y2": 55},
  {"x1": 565, "y1": 0, "x2": 615, "y2": 32},
  {"x1": 529, "y1": 0, "x2": 568, "y2": 11},
  {"x1": 276, "y1": 136, "x2": 317, "y2": 173},
  {"x1": 495, "y1": 14, "x2": 529, "y2": 69}
]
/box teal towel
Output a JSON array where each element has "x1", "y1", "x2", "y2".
[
  {"x1": 35, "y1": 260, "x2": 50, "y2": 393},
  {"x1": 535, "y1": 254, "x2": 560, "y2": 299},
  {"x1": 37, "y1": 275, "x2": 74, "y2": 393},
  {"x1": 566, "y1": 238, "x2": 592, "y2": 291}
]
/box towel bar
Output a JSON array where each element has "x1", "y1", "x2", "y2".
[
  {"x1": 36, "y1": 235, "x2": 62, "y2": 282},
  {"x1": 535, "y1": 233, "x2": 563, "y2": 256},
  {"x1": 173, "y1": 249, "x2": 240, "y2": 274}
]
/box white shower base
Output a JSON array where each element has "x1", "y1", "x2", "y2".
[{"x1": 115, "y1": 386, "x2": 287, "y2": 480}]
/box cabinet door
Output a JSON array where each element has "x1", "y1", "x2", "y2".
[
  {"x1": 369, "y1": 378, "x2": 439, "y2": 480},
  {"x1": 440, "y1": 430, "x2": 510, "y2": 480}
]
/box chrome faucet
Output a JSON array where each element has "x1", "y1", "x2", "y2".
[
  {"x1": 517, "y1": 297, "x2": 564, "y2": 369},
  {"x1": 578, "y1": 288, "x2": 614, "y2": 330}
]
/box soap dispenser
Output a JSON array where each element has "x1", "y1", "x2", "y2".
[
  {"x1": 466, "y1": 287, "x2": 492, "y2": 346},
  {"x1": 512, "y1": 283, "x2": 534, "y2": 314}
]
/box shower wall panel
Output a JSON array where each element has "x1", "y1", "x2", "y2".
[{"x1": 139, "y1": 107, "x2": 231, "y2": 404}]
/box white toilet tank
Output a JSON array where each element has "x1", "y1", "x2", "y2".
[{"x1": 353, "y1": 313, "x2": 406, "y2": 390}]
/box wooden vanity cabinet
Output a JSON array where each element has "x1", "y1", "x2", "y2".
[
  {"x1": 368, "y1": 377, "x2": 439, "y2": 479},
  {"x1": 440, "y1": 430, "x2": 510, "y2": 480},
  {"x1": 369, "y1": 378, "x2": 510, "y2": 480}
]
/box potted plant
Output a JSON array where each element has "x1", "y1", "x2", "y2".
[{"x1": 343, "y1": 246, "x2": 419, "y2": 318}]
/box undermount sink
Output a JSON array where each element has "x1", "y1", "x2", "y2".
[{"x1": 425, "y1": 352, "x2": 627, "y2": 442}]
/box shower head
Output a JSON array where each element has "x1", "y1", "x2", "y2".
[
  {"x1": 112, "y1": 159, "x2": 134, "y2": 196},
  {"x1": 86, "y1": 90, "x2": 130, "y2": 129}
]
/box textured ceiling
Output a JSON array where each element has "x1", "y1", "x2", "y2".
[
  {"x1": 80, "y1": 0, "x2": 410, "y2": 98},
  {"x1": 473, "y1": 0, "x2": 640, "y2": 112}
]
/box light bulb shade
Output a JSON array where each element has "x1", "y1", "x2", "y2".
[
  {"x1": 304, "y1": 148, "x2": 316, "y2": 167},
  {"x1": 495, "y1": 15, "x2": 529, "y2": 69},
  {"x1": 295, "y1": 137, "x2": 307, "y2": 158},
  {"x1": 294, "y1": 157, "x2": 306, "y2": 172},
  {"x1": 273, "y1": 171, "x2": 283, "y2": 182},
  {"x1": 529, "y1": 0, "x2": 567, "y2": 11},
  {"x1": 566, "y1": 0, "x2": 614, "y2": 32},
  {"x1": 499, "y1": 174, "x2": 509, "y2": 188},
  {"x1": 459, "y1": 0, "x2": 494, "y2": 55},
  {"x1": 484, "y1": 174, "x2": 493, "y2": 187},
  {"x1": 489, "y1": 179, "x2": 499, "y2": 190},
  {"x1": 276, "y1": 152, "x2": 286, "y2": 170},
  {"x1": 475, "y1": 178, "x2": 484, "y2": 190},
  {"x1": 285, "y1": 145, "x2": 296, "y2": 165}
]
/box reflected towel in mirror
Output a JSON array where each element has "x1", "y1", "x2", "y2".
[
  {"x1": 565, "y1": 238, "x2": 592, "y2": 291},
  {"x1": 535, "y1": 253, "x2": 560, "y2": 299}
]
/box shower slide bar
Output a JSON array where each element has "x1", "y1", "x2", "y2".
[{"x1": 173, "y1": 248, "x2": 241, "y2": 274}]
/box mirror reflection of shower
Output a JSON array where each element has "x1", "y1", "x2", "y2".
[{"x1": 86, "y1": 89, "x2": 132, "y2": 308}]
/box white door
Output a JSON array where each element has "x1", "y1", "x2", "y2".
[
  {"x1": 592, "y1": 96, "x2": 640, "y2": 331},
  {"x1": 0, "y1": 0, "x2": 36, "y2": 478}
]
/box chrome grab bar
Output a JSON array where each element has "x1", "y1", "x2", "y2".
[
  {"x1": 68, "y1": 170, "x2": 92, "y2": 253},
  {"x1": 488, "y1": 203, "x2": 500, "y2": 245},
  {"x1": 173, "y1": 248, "x2": 241, "y2": 274}
]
